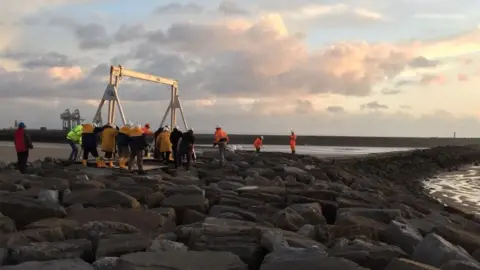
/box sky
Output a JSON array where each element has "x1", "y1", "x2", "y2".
[{"x1": 1, "y1": 0, "x2": 480, "y2": 136}]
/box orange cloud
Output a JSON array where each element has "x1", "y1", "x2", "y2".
[
  {"x1": 421, "y1": 74, "x2": 446, "y2": 85},
  {"x1": 458, "y1": 73, "x2": 469, "y2": 81},
  {"x1": 47, "y1": 66, "x2": 82, "y2": 81}
]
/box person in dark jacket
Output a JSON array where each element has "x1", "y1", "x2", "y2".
[
  {"x1": 128, "y1": 124, "x2": 147, "y2": 174},
  {"x1": 153, "y1": 127, "x2": 164, "y2": 159},
  {"x1": 81, "y1": 123, "x2": 104, "y2": 167},
  {"x1": 169, "y1": 126, "x2": 183, "y2": 168},
  {"x1": 116, "y1": 124, "x2": 131, "y2": 169},
  {"x1": 14, "y1": 122, "x2": 33, "y2": 174},
  {"x1": 178, "y1": 129, "x2": 195, "y2": 171}
]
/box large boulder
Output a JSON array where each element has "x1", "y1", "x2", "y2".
[
  {"x1": 384, "y1": 220, "x2": 423, "y2": 254},
  {"x1": 115, "y1": 250, "x2": 248, "y2": 270},
  {"x1": 96, "y1": 233, "x2": 151, "y2": 259},
  {"x1": 0, "y1": 195, "x2": 67, "y2": 228},
  {"x1": 384, "y1": 258, "x2": 440, "y2": 270},
  {"x1": 8, "y1": 239, "x2": 92, "y2": 264},
  {"x1": 0, "y1": 258, "x2": 94, "y2": 269},
  {"x1": 412, "y1": 233, "x2": 475, "y2": 268},
  {"x1": 0, "y1": 227, "x2": 65, "y2": 247},
  {"x1": 62, "y1": 189, "x2": 140, "y2": 208}
]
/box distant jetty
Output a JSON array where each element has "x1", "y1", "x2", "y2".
[{"x1": 0, "y1": 129, "x2": 479, "y2": 147}]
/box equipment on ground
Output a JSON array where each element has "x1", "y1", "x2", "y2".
[{"x1": 93, "y1": 65, "x2": 188, "y2": 130}]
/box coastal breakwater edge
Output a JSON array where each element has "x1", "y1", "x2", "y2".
[{"x1": 0, "y1": 146, "x2": 479, "y2": 268}]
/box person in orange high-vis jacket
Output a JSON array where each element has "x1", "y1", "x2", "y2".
[
  {"x1": 289, "y1": 130, "x2": 296, "y2": 154},
  {"x1": 253, "y1": 136, "x2": 263, "y2": 153},
  {"x1": 213, "y1": 125, "x2": 229, "y2": 166}
]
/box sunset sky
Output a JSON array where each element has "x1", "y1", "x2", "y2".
[{"x1": 1, "y1": 0, "x2": 480, "y2": 136}]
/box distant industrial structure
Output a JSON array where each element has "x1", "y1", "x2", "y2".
[{"x1": 60, "y1": 109, "x2": 84, "y2": 131}]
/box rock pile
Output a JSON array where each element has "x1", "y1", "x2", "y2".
[{"x1": 0, "y1": 145, "x2": 479, "y2": 269}]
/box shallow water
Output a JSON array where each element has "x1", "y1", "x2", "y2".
[
  {"x1": 0, "y1": 141, "x2": 418, "y2": 156},
  {"x1": 425, "y1": 166, "x2": 480, "y2": 214}
]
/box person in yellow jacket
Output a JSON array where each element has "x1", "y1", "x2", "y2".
[
  {"x1": 156, "y1": 127, "x2": 172, "y2": 162},
  {"x1": 116, "y1": 124, "x2": 131, "y2": 169},
  {"x1": 100, "y1": 124, "x2": 119, "y2": 168},
  {"x1": 66, "y1": 124, "x2": 83, "y2": 162}
]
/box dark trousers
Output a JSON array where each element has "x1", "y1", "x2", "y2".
[
  {"x1": 255, "y1": 147, "x2": 261, "y2": 153},
  {"x1": 17, "y1": 151, "x2": 29, "y2": 174},
  {"x1": 128, "y1": 150, "x2": 144, "y2": 172},
  {"x1": 118, "y1": 145, "x2": 130, "y2": 158},
  {"x1": 177, "y1": 148, "x2": 193, "y2": 170},
  {"x1": 172, "y1": 145, "x2": 178, "y2": 167},
  {"x1": 82, "y1": 147, "x2": 99, "y2": 160},
  {"x1": 161, "y1": 151, "x2": 171, "y2": 161},
  {"x1": 104, "y1": 151, "x2": 113, "y2": 159},
  {"x1": 67, "y1": 140, "x2": 78, "y2": 161}
]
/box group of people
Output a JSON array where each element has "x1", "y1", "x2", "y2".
[
  {"x1": 12, "y1": 121, "x2": 297, "y2": 174},
  {"x1": 66, "y1": 122, "x2": 197, "y2": 173}
]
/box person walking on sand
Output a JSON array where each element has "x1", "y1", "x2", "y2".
[
  {"x1": 213, "y1": 125, "x2": 229, "y2": 166},
  {"x1": 14, "y1": 122, "x2": 33, "y2": 174},
  {"x1": 253, "y1": 136, "x2": 264, "y2": 153},
  {"x1": 289, "y1": 130, "x2": 297, "y2": 154}
]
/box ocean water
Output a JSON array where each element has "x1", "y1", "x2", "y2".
[
  {"x1": 0, "y1": 141, "x2": 418, "y2": 157},
  {"x1": 425, "y1": 166, "x2": 480, "y2": 214}
]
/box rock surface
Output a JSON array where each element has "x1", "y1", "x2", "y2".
[{"x1": 0, "y1": 146, "x2": 478, "y2": 269}]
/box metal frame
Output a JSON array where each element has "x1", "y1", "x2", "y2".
[{"x1": 93, "y1": 65, "x2": 188, "y2": 130}]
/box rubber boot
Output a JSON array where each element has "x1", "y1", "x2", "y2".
[
  {"x1": 119, "y1": 158, "x2": 126, "y2": 169},
  {"x1": 81, "y1": 159, "x2": 87, "y2": 167},
  {"x1": 95, "y1": 158, "x2": 102, "y2": 168},
  {"x1": 107, "y1": 161, "x2": 114, "y2": 168}
]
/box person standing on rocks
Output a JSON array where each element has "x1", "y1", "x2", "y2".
[
  {"x1": 14, "y1": 122, "x2": 33, "y2": 174},
  {"x1": 253, "y1": 136, "x2": 264, "y2": 153},
  {"x1": 66, "y1": 124, "x2": 82, "y2": 162},
  {"x1": 170, "y1": 126, "x2": 183, "y2": 168},
  {"x1": 214, "y1": 125, "x2": 229, "y2": 166},
  {"x1": 116, "y1": 124, "x2": 131, "y2": 169},
  {"x1": 100, "y1": 124, "x2": 119, "y2": 168},
  {"x1": 289, "y1": 130, "x2": 297, "y2": 154},
  {"x1": 128, "y1": 124, "x2": 147, "y2": 174},
  {"x1": 153, "y1": 126, "x2": 164, "y2": 159},
  {"x1": 178, "y1": 128, "x2": 195, "y2": 171},
  {"x1": 81, "y1": 123, "x2": 104, "y2": 168},
  {"x1": 156, "y1": 127, "x2": 172, "y2": 163}
]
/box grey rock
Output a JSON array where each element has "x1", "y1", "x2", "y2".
[
  {"x1": 384, "y1": 220, "x2": 423, "y2": 254},
  {"x1": 115, "y1": 250, "x2": 248, "y2": 270},
  {"x1": 441, "y1": 260, "x2": 480, "y2": 270},
  {"x1": 38, "y1": 190, "x2": 59, "y2": 204},
  {"x1": 162, "y1": 194, "x2": 209, "y2": 213},
  {"x1": 96, "y1": 233, "x2": 151, "y2": 258},
  {"x1": 0, "y1": 258, "x2": 94, "y2": 270},
  {"x1": 93, "y1": 257, "x2": 118, "y2": 270},
  {"x1": 297, "y1": 224, "x2": 316, "y2": 239},
  {"x1": 413, "y1": 233, "x2": 475, "y2": 268},
  {"x1": 148, "y1": 239, "x2": 188, "y2": 252},
  {"x1": 0, "y1": 195, "x2": 67, "y2": 228},
  {"x1": 384, "y1": 258, "x2": 440, "y2": 270},
  {"x1": 289, "y1": 203, "x2": 326, "y2": 225},
  {"x1": 260, "y1": 229, "x2": 289, "y2": 252},
  {"x1": 75, "y1": 221, "x2": 141, "y2": 240},
  {"x1": 273, "y1": 207, "x2": 306, "y2": 231},
  {"x1": 63, "y1": 189, "x2": 140, "y2": 208},
  {"x1": 8, "y1": 238, "x2": 92, "y2": 264}
]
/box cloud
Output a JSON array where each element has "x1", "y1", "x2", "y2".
[
  {"x1": 408, "y1": 56, "x2": 439, "y2": 68},
  {"x1": 381, "y1": 88, "x2": 402, "y2": 95},
  {"x1": 458, "y1": 73, "x2": 469, "y2": 81},
  {"x1": 218, "y1": 0, "x2": 249, "y2": 15},
  {"x1": 326, "y1": 106, "x2": 345, "y2": 113},
  {"x1": 360, "y1": 101, "x2": 388, "y2": 110},
  {"x1": 400, "y1": 105, "x2": 412, "y2": 110},
  {"x1": 75, "y1": 23, "x2": 111, "y2": 50},
  {"x1": 414, "y1": 14, "x2": 466, "y2": 20},
  {"x1": 420, "y1": 74, "x2": 447, "y2": 85},
  {"x1": 154, "y1": 3, "x2": 204, "y2": 14},
  {"x1": 114, "y1": 24, "x2": 147, "y2": 43},
  {"x1": 295, "y1": 100, "x2": 315, "y2": 114}
]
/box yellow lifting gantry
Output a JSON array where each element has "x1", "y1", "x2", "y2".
[{"x1": 92, "y1": 65, "x2": 188, "y2": 130}]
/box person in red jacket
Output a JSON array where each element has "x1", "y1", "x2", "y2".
[{"x1": 14, "y1": 122, "x2": 33, "y2": 174}]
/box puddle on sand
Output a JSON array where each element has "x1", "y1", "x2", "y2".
[{"x1": 424, "y1": 166, "x2": 480, "y2": 214}]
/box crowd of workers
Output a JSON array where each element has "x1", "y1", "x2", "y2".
[{"x1": 13, "y1": 121, "x2": 297, "y2": 174}]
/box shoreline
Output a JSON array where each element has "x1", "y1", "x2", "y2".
[{"x1": 0, "y1": 129, "x2": 478, "y2": 147}]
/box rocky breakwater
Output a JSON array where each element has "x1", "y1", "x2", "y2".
[{"x1": 0, "y1": 146, "x2": 478, "y2": 269}]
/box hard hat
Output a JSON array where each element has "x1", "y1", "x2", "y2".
[
  {"x1": 260, "y1": 136, "x2": 264, "y2": 140},
  {"x1": 93, "y1": 123, "x2": 97, "y2": 127},
  {"x1": 189, "y1": 128, "x2": 194, "y2": 132},
  {"x1": 175, "y1": 125, "x2": 179, "y2": 129},
  {"x1": 18, "y1": 122, "x2": 25, "y2": 128},
  {"x1": 135, "y1": 124, "x2": 142, "y2": 129},
  {"x1": 216, "y1": 125, "x2": 221, "y2": 129},
  {"x1": 145, "y1": 123, "x2": 150, "y2": 128},
  {"x1": 164, "y1": 127, "x2": 170, "y2": 131}
]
